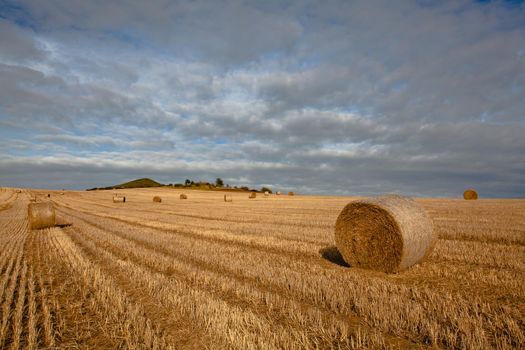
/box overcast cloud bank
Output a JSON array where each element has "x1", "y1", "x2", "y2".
[{"x1": 0, "y1": 0, "x2": 524, "y2": 197}]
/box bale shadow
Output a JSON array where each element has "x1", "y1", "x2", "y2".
[
  {"x1": 55, "y1": 223, "x2": 72, "y2": 228},
  {"x1": 319, "y1": 245, "x2": 350, "y2": 268}
]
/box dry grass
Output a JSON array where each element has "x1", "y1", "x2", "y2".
[{"x1": 0, "y1": 187, "x2": 523, "y2": 349}]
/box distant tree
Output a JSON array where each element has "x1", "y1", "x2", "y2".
[
  {"x1": 216, "y1": 178, "x2": 224, "y2": 187},
  {"x1": 185, "y1": 179, "x2": 191, "y2": 186},
  {"x1": 261, "y1": 187, "x2": 272, "y2": 194}
]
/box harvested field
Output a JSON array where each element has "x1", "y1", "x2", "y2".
[{"x1": 0, "y1": 187, "x2": 524, "y2": 349}]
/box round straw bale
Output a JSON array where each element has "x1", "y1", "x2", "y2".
[
  {"x1": 28, "y1": 202, "x2": 56, "y2": 230},
  {"x1": 463, "y1": 189, "x2": 478, "y2": 200},
  {"x1": 249, "y1": 192, "x2": 257, "y2": 199},
  {"x1": 276, "y1": 191, "x2": 281, "y2": 195},
  {"x1": 180, "y1": 194, "x2": 188, "y2": 199},
  {"x1": 288, "y1": 191, "x2": 294, "y2": 196},
  {"x1": 334, "y1": 195, "x2": 436, "y2": 273},
  {"x1": 224, "y1": 195, "x2": 233, "y2": 202},
  {"x1": 264, "y1": 191, "x2": 269, "y2": 197},
  {"x1": 153, "y1": 196, "x2": 162, "y2": 203}
]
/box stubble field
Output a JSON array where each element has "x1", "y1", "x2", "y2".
[{"x1": 0, "y1": 187, "x2": 524, "y2": 349}]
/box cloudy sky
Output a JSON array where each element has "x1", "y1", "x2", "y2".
[{"x1": 0, "y1": 0, "x2": 524, "y2": 197}]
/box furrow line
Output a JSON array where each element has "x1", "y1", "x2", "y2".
[
  {"x1": 56, "y1": 204, "x2": 320, "y2": 263},
  {"x1": 45, "y1": 227, "x2": 173, "y2": 349},
  {"x1": 65, "y1": 224, "x2": 360, "y2": 350},
  {"x1": 66, "y1": 219, "x2": 405, "y2": 349},
  {"x1": 9, "y1": 261, "x2": 28, "y2": 350}
]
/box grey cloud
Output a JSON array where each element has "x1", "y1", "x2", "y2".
[
  {"x1": 10, "y1": 0, "x2": 303, "y2": 64},
  {"x1": 0, "y1": 62, "x2": 177, "y2": 131},
  {"x1": 0, "y1": 19, "x2": 44, "y2": 62}
]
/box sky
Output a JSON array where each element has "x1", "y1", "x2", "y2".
[{"x1": 0, "y1": 0, "x2": 524, "y2": 197}]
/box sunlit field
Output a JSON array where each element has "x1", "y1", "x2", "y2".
[{"x1": 0, "y1": 187, "x2": 524, "y2": 349}]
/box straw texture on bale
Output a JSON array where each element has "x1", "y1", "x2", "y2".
[
  {"x1": 28, "y1": 202, "x2": 56, "y2": 230},
  {"x1": 335, "y1": 195, "x2": 436, "y2": 273},
  {"x1": 113, "y1": 196, "x2": 126, "y2": 203},
  {"x1": 249, "y1": 192, "x2": 257, "y2": 199},
  {"x1": 264, "y1": 191, "x2": 269, "y2": 197},
  {"x1": 276, "y1": 191, "x2": 281, "y2": 195},
  {"x1": 180, "y1": 194, "x2": 188, "y2": 199},
  {"x1": 224, "y1": 195, "x2": 233, "y2": 202},
  {"x1": 463, "y1": 189, "x2": 478, "y2": 200},
  {"x1": 153, "y1": 196, "x2": 162, "y2": 203},
  {"x1": 288, "y1": 191, "x2": 294, "y2": 196}
]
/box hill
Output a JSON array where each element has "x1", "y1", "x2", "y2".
[
  {"x1": 115, "y1": 178, "x2": 162, "y2": 188},
  {"x1": 87, "y1": 178, "x2": 162, "y2": 190}
]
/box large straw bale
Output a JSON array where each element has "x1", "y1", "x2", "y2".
[
  {"x1": 264, "y1": 191, "x2": 269, "y2": 197},
  {"x1": 180, "y1": 194, "x2": 188, "y2": 199},
  {"x1": 224, "y1": 195, "x2": 233, "y2": 202},
  {"x1": 334, "y1": 195, "x2": 436, "y2": 273},
  {"x1": 153, "y1": 196, "x2": 162, "y2": 203},
  {"x1": 28, "y1": 202, "x2": 56, "y2": 230},
  {"x1": 463, "y1": 189, "x2": 478, "y2": 200},
  {"x1": 288, "y1": 191, "x2": 295, "y2": 196},
  {"x1": 249, "y1": 192, "x2": 257, "y2": 199}
]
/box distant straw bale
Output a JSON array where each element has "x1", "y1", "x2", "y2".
[
  {"x1": 113, "y1": 195, "x2": 126, "y2": 203},
  {"x1": 264, "y1": 191, "x2": 269, "y2": 197},
  {"x1": 153, "y1": 196, "x2": 162, "y2": 203},
  {"x1": 463, "y1": 189, "x2": 478, "y2": 200},
  {"x1": 288, "y1": 191, "x2": 294, "y2": 196},
  {"x1": 249, "y1": 192, "x2": 257, "y2": 199},
  {"x1": 276, "y1": 191, "x2": 281, "y2": 195},
  {"x1": 28, "y1": 202, "x2": 56, "y2": 230},
  {"x1": 224, "y1": 195, "x2": 233, "y2": 202},
  {"x1": 335, "y1": 195, "x2": 436, "y2": 273},
  {"x1": 180, "y1": 194, "x2": 188, "y2": 199}
]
